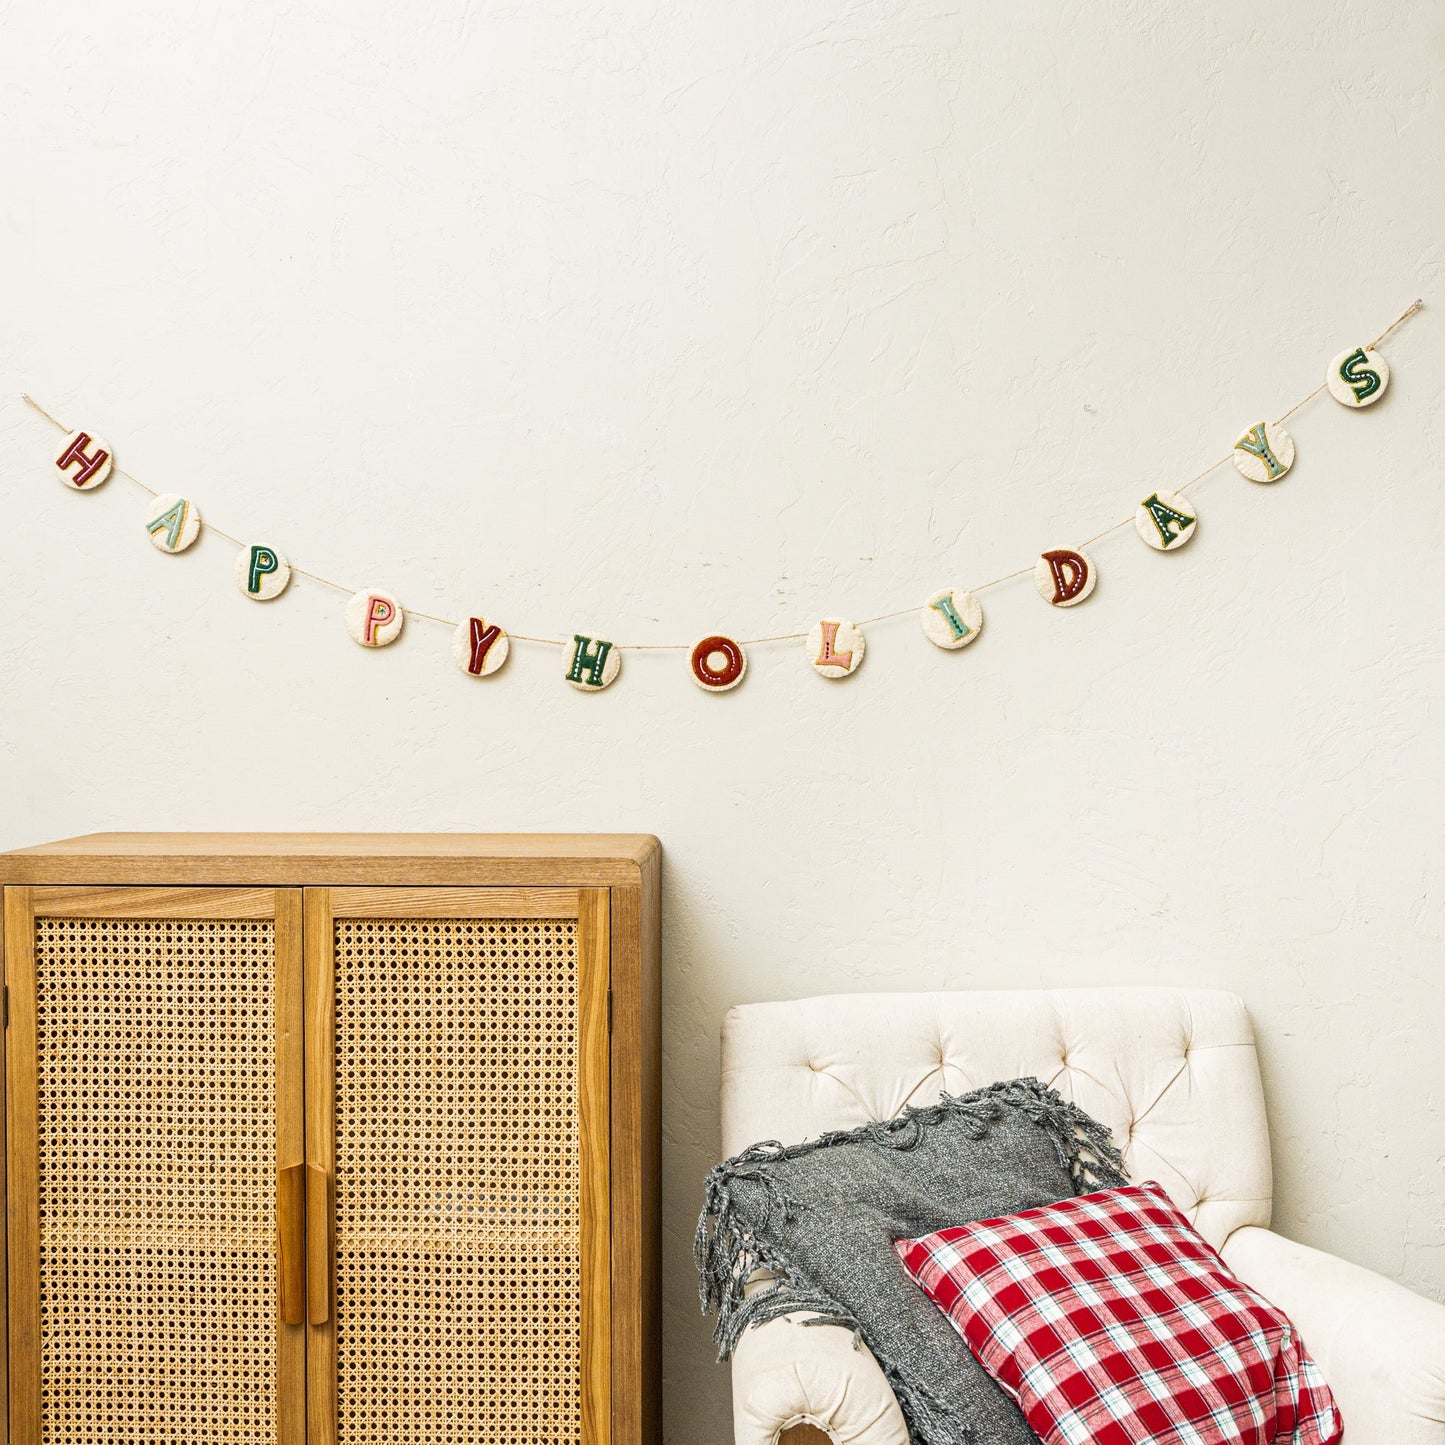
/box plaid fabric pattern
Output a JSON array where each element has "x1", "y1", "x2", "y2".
[{"x1": 896, "y1": 1182, "x2": 1341, "y2": 1445}]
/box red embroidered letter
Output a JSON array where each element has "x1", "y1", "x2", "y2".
[
  {"x1": 56, "y1": 432, "x2": 111, "y2": 488},
  {"x1": 466, "y1": 618, "x2": 502, "y2": 675},
  {"x1": 1042, "y1": 549, "x2": 1089, "y2": 605},
  {"x1": 690, "y1": 635, "x2": 746, "y2": 690}
]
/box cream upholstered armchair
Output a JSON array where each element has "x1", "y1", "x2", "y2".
[{"x1": 720, "y1": 988, "x2": 1445, "y2": 1445}]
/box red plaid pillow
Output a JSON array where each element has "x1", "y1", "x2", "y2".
[{"x1": 896, "y1": 1182, "x2": 1341, "y2": 1445}]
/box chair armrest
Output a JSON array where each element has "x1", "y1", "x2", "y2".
[
  {"x1": 730, "y1": 1311, "x2": 909, "y2": 1445},
  {"x1": 1223, "y1": 1226, "x2": 1445, "y2": 1445}
]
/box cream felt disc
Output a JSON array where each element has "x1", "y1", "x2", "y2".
[
  {"x1": 54, "y1": 429, "x2": 113, "y2": 491},
  {"x1": 1327, "y1": 346, "x2": 1389, "y2": 407},
  {"x1": 689, "y1": 635, "x2": 747, "y2": 691},
  {"x1": 1134, "y1": 491, "x2": 1198, "y2": 552},
  {"x1": 234, "y1": 544, "x2": 292, "y2": 600},
  {"x1": 806, "y1": 619, "x2": 865, "y2": 678},
  {"x1": 1231, "y1": 421, "x2": 1295, "y2": 483},
  {"x1": 346, "y1": 588, "x2": 405, "y2": 647},
  {"x1": 565, "y1": 634, "x2": 621, "y2": 691},
  {"x1": 144, "y1": 494, "x2": 202, "y2": 554},
  {"x1": 1034, "y1": 547, "x2": 1097, "y2": 607},
  {"x1": 452, "y1": 617, "x2": 511, "y2": 677},
  {"x1": 920, "y1": 589, "x2": 983, "y2": 650}
]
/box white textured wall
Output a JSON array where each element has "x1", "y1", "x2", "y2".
[{"x1": 3, "y1": 3, "x2": 1443, "y2": 1439}]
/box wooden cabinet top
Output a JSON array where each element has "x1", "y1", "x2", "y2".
[{"x1": 0, "y1": 832, "x2": 662, "y2": 887}]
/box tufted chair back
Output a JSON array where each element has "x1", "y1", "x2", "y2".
[{"x1": 720, "y1": 987, "x2": 1272, "y2": 1248}]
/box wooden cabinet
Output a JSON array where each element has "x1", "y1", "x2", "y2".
[{"x1": 0, "y1": 836, "x2": 661, "y2": 1445}]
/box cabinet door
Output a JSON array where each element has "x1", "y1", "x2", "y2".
[
  {"x1": 304, "y1": 888, "x2": 610, "y2": 1445},
  {"x1": 4, "y1": 886, "x2": 306, "y2": 1445}
]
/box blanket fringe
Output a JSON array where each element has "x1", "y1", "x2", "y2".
[{"x1": 694, "y1": 1077, "x2": 1129, "y2": 1438}]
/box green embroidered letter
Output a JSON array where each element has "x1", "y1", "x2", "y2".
[
  {"x1": 567, "y1": 634, "x2": 614, "y2": 687},
  {"x1": 1141, "y1": 493, "x2": 1196, "y2": 547},
  {"x1": 146, "y1": 499, "x2": 189, "y2": 550},
  {"x1": 928, "y1": 592, "x2": 971, "y2": 641},
  {"x1": 247, "y1": 546, "x2": 279, "y2": 593},
  {"x1": 1234, "y1": 424, "x2": 1287, "y2": 479},
  {"x1": 1338, "y1": 348, "x2": 1382, "y2": 402}
]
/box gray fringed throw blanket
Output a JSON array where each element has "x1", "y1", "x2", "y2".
[{"x1": 695, "y1": 1077, "x2": 1128, "y2": 1445}]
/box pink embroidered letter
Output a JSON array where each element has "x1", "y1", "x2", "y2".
[
  {"x1": 363, "y1": 594, "x2": 396, "y2": 645},
  {"x1": 815, "y1": 620, "x2": 853, "y2": 670}
]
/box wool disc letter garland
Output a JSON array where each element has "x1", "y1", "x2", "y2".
[{"x1": 24, "y1": 302, "x2": 1423, "y2": 695}]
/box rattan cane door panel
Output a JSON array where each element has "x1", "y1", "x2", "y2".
[
  {"x1": 305, "y1": 887, "x2": 610, "y2": 1445},
  {"x1": 4, "y1": 886, "x2": 306, "y2": 1445}
]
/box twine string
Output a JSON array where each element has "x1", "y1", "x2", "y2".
[{"x1": 21, "y1": 298, "x2": 1422, "y2": 653}]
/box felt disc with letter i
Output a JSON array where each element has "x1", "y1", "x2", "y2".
[{"x1": 921, "y1": 589, "x2": 983, "y2": 649}]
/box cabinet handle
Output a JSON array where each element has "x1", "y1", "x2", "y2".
[
  {"x1": 277, "y1": 1164, "x2": 306, "y2": 1325},
  {"x1": 307, "y1": 1164, "x2": 332, "y2": 1325}
]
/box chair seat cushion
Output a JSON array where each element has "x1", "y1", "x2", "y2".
[
  {"x1": 697, "y1": 1077, "x2": 1127, "y2": 1445},
  {"x1": 896, "y1": 1181, "x2": 1342, "y2": 1445}
]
